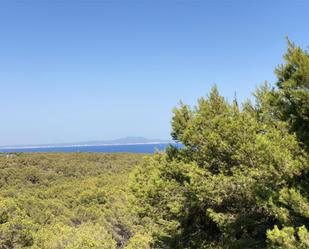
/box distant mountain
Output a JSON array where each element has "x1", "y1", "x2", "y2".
[
  {"x1": 85, "y1": 137, "x2": 171, "y2": 145},
  {"x1": 0, "y1": 137, "x2": 173, "y2": 149}
]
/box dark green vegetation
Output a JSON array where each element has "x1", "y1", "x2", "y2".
[
  {"x1": 0, "y1": 153, "x2": 146, "y2": 248},
  {"x1": 131, "y1": 41, "x2": 309, "y2": 248}
]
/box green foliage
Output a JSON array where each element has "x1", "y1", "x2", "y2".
[
  {"x1": 124, "y1": 233, "x2": 153, "y2": 249},
  {"x1": 267, "y1": 225, "x2": 309, "y2": 249},
  {"x1": 130, "y1": 41, "x2": 309, "y2": 248},
  {"x1": 265, "y1": 39, "x2": 309, "y2": 151},
  {"x1": 0, "y1": 153, "x2": 144, "y2": 248},
  {"x1": 33, "y1": 223, "x2": 116, "y2": 249}
]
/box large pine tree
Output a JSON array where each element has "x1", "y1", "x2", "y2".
[
  {"x1": 130, "y1": 42, "x2": 309, "y2": 248},
  {"x1": 271, "y1": 40, "x2": 309, "y2": 151}
]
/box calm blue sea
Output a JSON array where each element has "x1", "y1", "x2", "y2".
[{"x1": 0, "y1": 143, "x2": 180, "y2": 154}]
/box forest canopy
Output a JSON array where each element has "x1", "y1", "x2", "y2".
[{"x1": 0, "y1": 153, "x2": 144, "y2": 249}]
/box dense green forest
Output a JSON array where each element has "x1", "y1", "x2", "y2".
[
  {"x1": 1, "y1": 41, "x2": 309, "y2": 248},
  {"x1": 0, "y1": 153, "x2": 146, "y2": 248}
]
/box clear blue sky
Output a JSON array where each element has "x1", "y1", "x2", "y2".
[{"x1": 0, "y1": 0, "x2": 308, "y2": 146}]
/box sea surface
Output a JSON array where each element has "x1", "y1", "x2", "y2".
[{"x1": 0, "y1": 143, "x2": 180, "y2": 154}]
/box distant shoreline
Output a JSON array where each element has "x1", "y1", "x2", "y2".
[{"x1": 0, "y1": 142, "x2": 175, "y2": 150}]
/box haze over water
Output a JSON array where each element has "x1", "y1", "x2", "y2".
[{"x1": 0, "y1": 143, "x2": 179, "y2": 154}]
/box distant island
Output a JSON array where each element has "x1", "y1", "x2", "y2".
[{"x1": 0, "y1": 136, "x2": 173, "y2": 149}]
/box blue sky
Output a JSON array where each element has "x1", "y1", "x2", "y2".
[{"x1": 0, "y1": 0, "x2": 308, "y2": 145}]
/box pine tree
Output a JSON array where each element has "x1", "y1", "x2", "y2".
[
  {"x1": 271, "y1": 39, "x2": 309, "y2": 151},
  {"x1": 130, "y1": 42, "x2": 309, "y2": 248}
]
